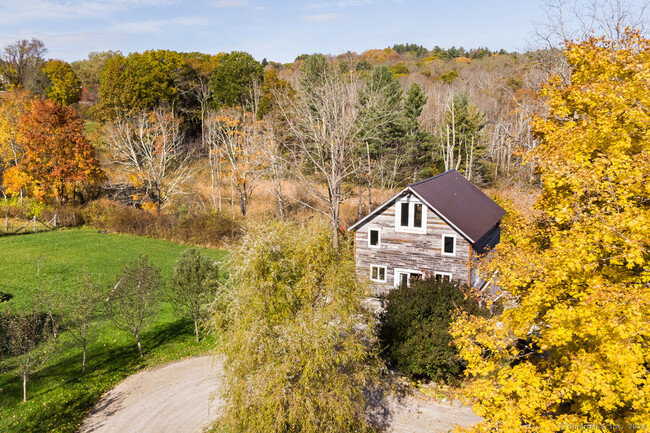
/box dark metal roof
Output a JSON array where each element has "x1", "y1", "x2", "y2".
[{"x1": 409, "y1": 170, "x2": 506, "y2": 243}]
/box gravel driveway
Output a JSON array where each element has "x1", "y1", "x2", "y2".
[
  {"x1": 79, "y1": 356, "x2": 480, "y2": 433},
  {"x1": 79, "y1": 356, "x2": 222, "y2": 433}
]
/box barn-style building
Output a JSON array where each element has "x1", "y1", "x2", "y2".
[{"x1": 348, "y1": 170, "x2": 506, "y2": 293}]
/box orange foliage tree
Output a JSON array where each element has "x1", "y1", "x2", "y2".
[
  {"x1": 4, "y1": 99, "x2": 104, "y2": 201},
  {"x1": 0, "y1": 89, "x2": 31, "y2": 200}
]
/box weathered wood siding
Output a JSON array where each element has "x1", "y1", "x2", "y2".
[{"x1": 354, "y1": 193, "x2": 471, "y2": 294}]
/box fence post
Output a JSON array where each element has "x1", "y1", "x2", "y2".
[{"x1": 33, "y1": 215, "x2": 36, "y2": 232}]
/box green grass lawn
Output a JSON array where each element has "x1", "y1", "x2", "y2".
[{"x1": 0, "y1": 228, "x2": 227, "y2": 433}]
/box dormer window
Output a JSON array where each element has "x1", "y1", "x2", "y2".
[{"x1": 395, "y1": 196, "x2": 426, "y2": 233}]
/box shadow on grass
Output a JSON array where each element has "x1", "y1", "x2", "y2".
[{"x1": 0, "y1": 318, "x2": 203, "y2": 433}]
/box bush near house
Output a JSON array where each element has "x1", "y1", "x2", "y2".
[{"x1": 378, "y1": 278, "x2": 486, "y2": 384}]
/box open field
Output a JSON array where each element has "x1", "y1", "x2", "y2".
[{"x1": 0, "y1": 228, "x2": 226, "y2": 433}]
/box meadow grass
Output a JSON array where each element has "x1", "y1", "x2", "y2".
[{"x1": 0, "y1": 228, "x2": 227, "y2": 432}]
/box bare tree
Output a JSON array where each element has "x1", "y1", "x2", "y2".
[
  {"x1": 250, "y1": 119, "x2": 289, "y2": 220},
  {"x1": 105, "y1": 256, "x2": 162, "y2": 357},
  {"x1": 0, "y1": 308, "x2": 55, "y2": 402},
  {"x1": 64, "y1": 272, "x2": 105, "y2": 373},
  {"x1": 204, "y1": 109, "x2": 262, "y2": 216},
  {"x1": 276, "y1": 59, "x2": 396, "y2": 247},
  {"x1": 536, "y1": 0, "x2": 649, "y2": 47},
  {"x1": 0, "y1": 38, "x2": 46, "y2": 90},
  {"x1": 104, "y1": 108, "x2": 196, "y2": 212}
]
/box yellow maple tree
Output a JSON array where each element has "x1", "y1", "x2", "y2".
[{"x1": 452, "y1": 30, "x2": 650, "y2": 432}]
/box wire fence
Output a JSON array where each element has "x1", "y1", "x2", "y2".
[{"x1": 3, "y1": 214, "x2": 58, "y2": 235}]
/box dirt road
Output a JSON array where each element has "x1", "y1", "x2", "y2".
[
  {"x1": 80, "y1": 356, "x2": 480, "y2": 433},
  {"x1": 79, "y1": 356, "x2": 222, "y2": 433}
]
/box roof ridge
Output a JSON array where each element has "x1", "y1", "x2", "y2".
[{"x1": 408, "y1": 169, "x2": 456, "y2": 187}]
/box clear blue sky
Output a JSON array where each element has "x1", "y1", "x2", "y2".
[{"x1": 0, "y1": 0, "x2": 546, "y2": 63}]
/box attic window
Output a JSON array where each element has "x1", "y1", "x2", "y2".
[
  {"x1": 442, "y1": 235, "x2": 456, "y2": 256},
  {"x1": 413, "y1": 204, "x2": 422, "y2": 228},
  {"x1": 400, "y1": 203, "x2": 409, "y2": 227},
  {"x1": 395, "y1": 197, "x2": 427, "y2": 233}
]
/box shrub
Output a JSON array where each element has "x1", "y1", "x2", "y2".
[
  {"x1": 80, "y1": 199, "x2": 241, "y2": 246},
  {"x1": 168, "y1": 248, "x2": 221, "y2": 342},
  {"x1": 438, "y1": 69, "x2": 459, "y2": 84},
  {"x1": 378, "y1": 278, "x2": 486, "y2": 384}
]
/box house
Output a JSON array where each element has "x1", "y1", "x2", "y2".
[{"x1": 348, "y1": 169, "x2": 506, "y2": 293}]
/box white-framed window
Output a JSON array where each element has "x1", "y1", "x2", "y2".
[
  {"x1": 368, "y1": 227, "x2": 381, "y2": 248},
  {"x1": 395, "y1": 196, "x2": 427, "y2": 234},
  {"x1": 394, "y1": 268, "x2": 424, "y2": 287},
  {"x1": 434, "y1": 271, "x2": 452, "y2": 283},
  {"x1": 441, "y1": 234, "x2": 456, "y2": 256},
  {"x1": 370, "y1": 265, "x2": 387, "y2": 282}
]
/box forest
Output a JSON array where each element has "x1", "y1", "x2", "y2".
[{"x1": 0, "y1": 38, "x2": 551, "y2": 241}]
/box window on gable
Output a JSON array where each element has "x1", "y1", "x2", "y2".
[
  {"x1": 400, "y1": 202, "x2": 409, "y2": 227},
  {"x1": 370, "y1": 265, "x2": 386, "y2": 282},
  {"x1": 395, "y1": 198, "x2": 427, "y2": 233},
  {"x1": 369, "y1": 229, "x2": 380, "y2": 247},
  {"x1": 413, "y1": 204, "x2": 422, "y2": 228},
  {"x1": 442, "y1": 235, "x2": 456, "y2": 255}
]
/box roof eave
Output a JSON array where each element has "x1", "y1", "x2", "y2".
[{"x1": 347, "y1": 187, "x2": 409, "y2": 231}]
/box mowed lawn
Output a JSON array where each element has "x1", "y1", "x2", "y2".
[{"x1": 0, "y1": 228, "x2": 227, "y2": 433}]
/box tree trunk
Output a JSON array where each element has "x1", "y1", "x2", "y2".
[
  {"x1": 136, "y1": 331, "x2": 143, "y2": 357},
  {"x1": 239, "y1": 182, "x2": 247, "y2": 216},
  {"x1": 357, "y1": 179, "x2": 363, "y2": 220},
  {"x1": 330, "y1": 191, "x2": 340, "y2": 249},
  {"x1": 23, "y1": 371, "x2": 27, "y2": 402},
  {"x1": 82, "y1": 340, "x2": 87, "y2": 373},
  {"x1": 194, "y1": 319, "x2": 200, "y2": 343},
  {"x1": 275, "y1": 180, "x2": 286, "y2": 221}
]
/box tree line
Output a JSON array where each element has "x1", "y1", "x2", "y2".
[{"x1": 1, "y1": 37, "x2": 551, "y2": 241}]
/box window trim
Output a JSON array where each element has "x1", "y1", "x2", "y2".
[
  {"x1": 441, "y1": 234, "x2": 456, "y2": 256},
  {"x1": 394, "y1": 197, "x2": 427, "y2": 234},
  {"x1": 367, "y1": 227, "x2": 381, "y2": 248},
  {"x1": 394, "y1": 268, "x2": 424, "y2": 287},
  {"x1": 434, "y1": 271, "x2": 453, "y2": 282},
  {"x1": 370, "y1": 264, "x2": 387, "y2": 282}
]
